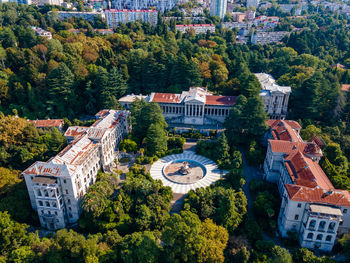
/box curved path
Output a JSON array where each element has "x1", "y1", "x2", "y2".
[{"x1": 150, "y1": 151, "x2": 223, "y2": 194}]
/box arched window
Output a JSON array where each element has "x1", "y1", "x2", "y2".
[
  {"x1": 326, "y1": 235, "x2": 332, "y2": 242},
  {"x1": 318, "y1": 221, "x2": 326, "y2": 230},
  {"x1": 307, "y1": 233, "x2": 313, "y2": 239},
  {"x1": 316, "y1": 234, "x2": 323, "y2": 241},
  {"x1": 309, "y1": 220, "x2": 316, "y2": 229},
  {"x1": 328, "y1": 222, "x2": 336, "y2": 231}
]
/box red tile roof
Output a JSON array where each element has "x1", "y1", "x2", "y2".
[
  {"x1": 151, "y1": 93, "x2": 183, "y2": 104},
  {"x1": 268, "y1": 119, "x2": 350, "y2": 206},
  {"x1": 205, "y1": 95, "x2": 236, "y2": 105},
  {"x1": 29, "y1": 119, "x2": 64, "y2": 128},
  {"x1": 285, "y1": 185, "x2": 350, "y2": 207},
  {"x1": 341, "y1": 84, "x2": 350, "y2": 92}
]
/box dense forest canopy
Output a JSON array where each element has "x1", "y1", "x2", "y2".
[{"x1": 0, "y1": 2, "x2": 350, "y2": 262}]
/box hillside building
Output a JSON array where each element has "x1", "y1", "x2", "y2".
[
  {"x1": 119, "y1": 82, "x2": 290, "y2": 129},
  {"x1": 111, "y1": 0, "x2": 177, "y2": 13},
  {"x1": 105, "y1": 9, "x2": 158, "y2": 28},
  {"x1": 210, "y1": 0, "x2": 227, "y2": 19},
  {"x1": 55, "y1": 11, "x2": 104, "y2": 21},
  {"x1": 29, "y1": 119, "x2": 64, "y2": 132},
  {"x1": 256, "y1": 73, "x2": 291, "y2": 119},
  {"x1": 175, "y1": 24, "x2": 215, "y2": 34},
  {"x1": 247, "y1": 0, "x2": 259, "y2": 8},
  {"x1": 22, "y1": 110, "x2": 129, "y2": 230},
  {"x1": 264, "y1": 119, "x2": 350, "y2": 252}
]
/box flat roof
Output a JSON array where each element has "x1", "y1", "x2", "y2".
[{"x1": 310, "y1": 204, "x2": 342, "y2": 216}]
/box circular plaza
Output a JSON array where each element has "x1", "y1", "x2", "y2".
[{"x1": 150, "y1": 151, "x2": 223, "y2": 194}]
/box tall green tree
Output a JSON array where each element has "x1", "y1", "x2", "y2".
[
  {"x1": 46, "y1": 63, "x2": 75, "y2": 116},
  {"x1": 225, "y1": 95, "x2": 267, "y2": 145},
  {"x1": 146, "y1": 123, "x2": 167, "y2": 156}
]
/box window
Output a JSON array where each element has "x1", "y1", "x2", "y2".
[
  {"x1": 319, "y1": 221, "x2": 326, "y2": 230},
  {"x1": 297, "y1": 203, "x2": 301, "y2": 208},
  {"x1": 326, "y1": 235, "x2": 332, "y2": 242},
  {"x1": 45, "y1": 201, "x2": 50, "y2": 207},
  {"x1": 55, "y1": 211, "x2": 58, "y2": 215},
  {"x1": 328, "y1": 222, "x2": 336, "y2": 231},
  {"x1": 65, "y1": 189, "x2": 69, "y2": 194},
  {"x1": 63, "y1": 179, "x2": 66, "y2": 184},
  {"x1": 69, "y1": 206, "x2": 72, "y2": 211},
  {"x1": 38, "y1": 201, "x2": 43, "y2": 206},
  {"x1": 307, "y1": 233, "x2": 313, "y2": 239},
  {"x1": 69, "y1": 213, "x2": 73, "y2": 218},
  {"x1": 294, "y1": 214, "x2": 299, "y2": 220},
  {"x1": 344, "y1": 209, "x2": 348, "y2": 214},
  {"x1": 309, "y1": 220, "x2": 316, "y2": 229},
  {"x1": 37, "y1": 190, "x2": 42, "y2": 196},
  {"x1": 67, "y1": 199, "x2": 71, "y2": 205},
  {"x1": 316, "y1": 234, "x2": 323, "y2": 241},
  {"x1": 340, "y1": 221, "x2": 344, "y2": 226}
]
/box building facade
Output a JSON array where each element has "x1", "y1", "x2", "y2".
[
  {"x1": 251, "y1": 31, "x2": 290, "y2": 45},
  {"x1": 120, "y1": 87, "x2": 235, "y2": 129},
  {"x1": 247, "y1": 0, "x2": 259, "y2": 8},
  {"x1": 111, "y1": 0, "x2": 177, "y2": 13},
  {"x1": 55, "y1": 11, "x2": 104, "y2": 21},
  {"x1": 175, "y1": 24, "x2": 215, "y2": 34},
  {"x1": 105, "y1": 9, "x2": 158, "y2": 28},
  {"x1": 210, "y1": 0, "x2": 227, "y2": 19},
  {"x1": 256, "y1": 73, "x2": 291, "y2": 119},
  {"x1": 264, "y1": 119, "x2": 350, "y2": 252},
  {"x1": 23, "y1": 110, "x2": 129, "y2": 230}
]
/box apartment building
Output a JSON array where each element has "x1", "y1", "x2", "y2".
[
  {"x1": 251, "y1": 31, "x2": 290, "y2": 45},
  {"x1": 175, "y1": 24, "x2": 215, "y2": 34},
  {"x1": 264, "y1": 119, "x2": 350, "y2": 252},
  {"x1": 55, "y1": 11, "x2": 104, "y2": 21},
  {"x1": 105, "y1": 9, "x2": 158, "y2": 28},
  {"x1": 210, "y1": 0, "x2": 227, "y2": 18},
  {"x1": 111, "y1": 0, "x2": 177, "y2": 13},
  {"x1": 22, "y1": 110, "x2": 129, "y2": 230}
]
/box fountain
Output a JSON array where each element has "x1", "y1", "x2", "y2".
[{"x1": 178, "y1": 161, "x2": 190, "y2": 175}]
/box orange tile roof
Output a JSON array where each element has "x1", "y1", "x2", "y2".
[
  {"x1": 268, "y1": 119, "x2": 350, "y2": 206},
  {"x1": 29, "y1": 119, "x2": 64, "y2": 128},
  {"x1": 152, "y1": 93, "x2": 183, "y2": 104},
  {"x1": 341, "y1": 84, "x2": 350, "y2": 92},
  {"x1": 267, "y1": 119, "x2": 301, "y2": 142},
  {"x1": 205, "y1": 95, "x2": 236, "y2": 105},
  {"x1": 285, "y1": 185, "x2": 350, "y2": 207}
]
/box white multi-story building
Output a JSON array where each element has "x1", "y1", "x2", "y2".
[
  {"x1": 111, "y1": 0, "x2": 177, "y2": 13},
  {"x1": 210, "y1": 0, "x2": 227, "y2": 18},
  {"x1": 256, "y1": 73, "x2": 291, "y2": 119},
  {"x1": 105, "y1": 9, "x2": 158, "y2": 28},
  {"x1": 264, "y1": 119, "x2": 350, "y2": 252},
  {"x1": 31, "y1": 26, "x2": 53, "y2": 39},
  {"x1": 251, "y1": 31, "x2": 290, "y2": 45},
  {"x1": 175, "y1": 24, "x2": 215, "y2": 34},
  {"x1": 247, "y1": 0, "x2": 259, "y2": 8},
  {"x1": 55, "y1": 11, "x2": 104, "y2": 21},
  {"x1": 22, "y1": 110, "x2": 129, "y2": 230},
  {"x1": 38, "y1": 0, "x2": 62, "y2": 5}
]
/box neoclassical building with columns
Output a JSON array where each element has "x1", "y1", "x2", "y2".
[
  {"x1": 119, "y1": 78, "x2": 291, "y2": 129},
  {"x1": 119, "y1": 87, "x2": 236, "y2": 129}
]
